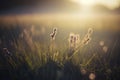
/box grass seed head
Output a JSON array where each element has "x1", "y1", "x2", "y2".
[
  {"x1": 68, "y1": 33, "x2": 80, "y2": 48},
  {"x1": 50, "y1": 28, "x2": 57, "y2": 40},
  {"x1": 88, "y1": 28, "x2": 93, "y2": 34}
]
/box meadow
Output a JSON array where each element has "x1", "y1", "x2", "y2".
[{"x1": 0, "y1": 14, "x2": 120, "y2": 80}]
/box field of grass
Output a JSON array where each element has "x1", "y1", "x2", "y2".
[{"x1": 0, "y1": 14, "x2": 120, "y2": 80}]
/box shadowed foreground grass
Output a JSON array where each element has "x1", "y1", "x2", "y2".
[{"x1": 0, "y1": 24, "x2": 120, "y2": 80}]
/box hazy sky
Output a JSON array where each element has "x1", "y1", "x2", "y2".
[
  {"x1": 71, "y1": 0, "x2": 120, "y2": 9},
  {"x1": 0, "y1": 0, "x2": 120, "y2": 14}
]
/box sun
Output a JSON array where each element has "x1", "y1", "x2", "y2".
[
  {"x1": 71, "y1": 0, "x2": 119, "y2": 10},
  {"x1": 80, "y1": 0, "x2": 97, "y2": 6},
  {"x1": 71, "y1": 0, "x2": 97, "y2": 6},
  {"x1": 70, "y1": 0, "x2": 119, "y2": 16},
  {"x1": 71, "y1": 0, "x2": 97, "y2": 14}
]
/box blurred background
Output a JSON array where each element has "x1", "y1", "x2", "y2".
[{"x1": 0, "y1": 0, "x2": 120, "y2": 80}]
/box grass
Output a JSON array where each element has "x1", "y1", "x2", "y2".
[{"x1": 0, "y1": 18, "x2": 120, "y2": 80}]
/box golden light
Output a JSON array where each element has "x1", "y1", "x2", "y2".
[
  {"x1": 76, "y1": 0, "x2": 97, "y2": 6},
  {"x1": 71, "y1": 0, "x2": 97, "y2": 14},
  {"x1": 71, "y1": 0, "x2": 97, "y2": 7},
  {"x1": 71, "y1": 0, "x2": 119, "y2": 10}
]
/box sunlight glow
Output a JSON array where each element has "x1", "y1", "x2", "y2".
[
  {"x1": 78, "y1": 0, "x2": 97, "y2": 6},
  {"x1": 71, "y1": 0, "x2": 96, "y2": 14},
  {"x1": 71, "y1": 0, "x2": 119, "y2": 9}
]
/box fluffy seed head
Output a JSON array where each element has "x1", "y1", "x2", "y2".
[{"x1": 50, "y1": 28, "x2": 57, "y2": 40}]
